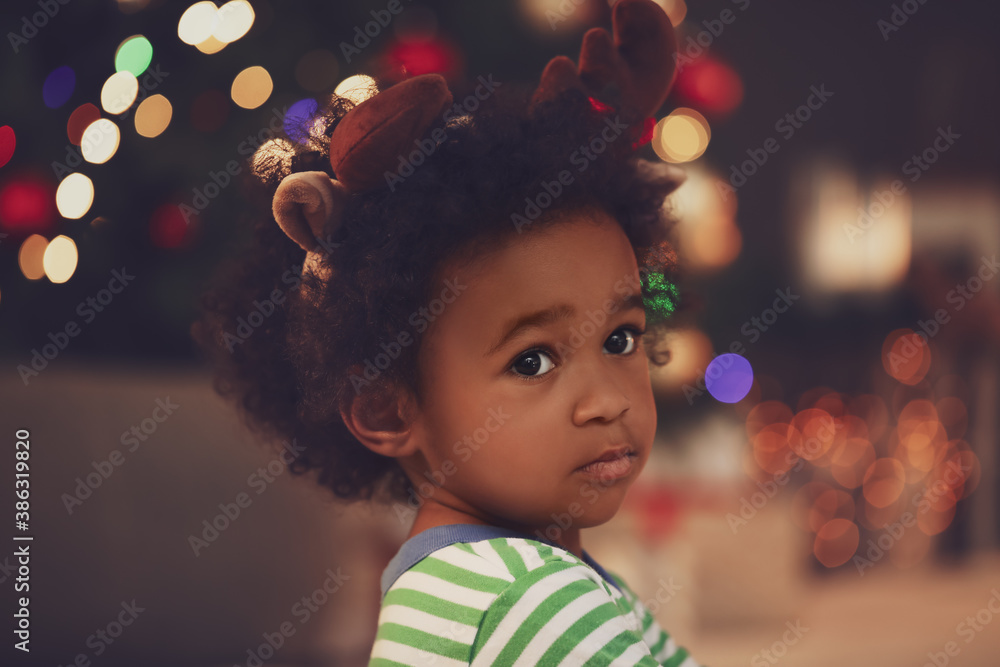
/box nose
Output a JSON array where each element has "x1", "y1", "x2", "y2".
[{"x1": 571, "y1": 362, "x2": 632, "y2": 426}]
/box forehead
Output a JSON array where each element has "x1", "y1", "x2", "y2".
[{"x1": 434, "y1": 212, "x2": 641, "y2": 320}]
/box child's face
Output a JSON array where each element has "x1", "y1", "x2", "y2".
[{"x1": 402, "y1": 208, "x2": 657, "y2": 538}]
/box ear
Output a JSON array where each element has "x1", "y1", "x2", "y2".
[
  {"x1": 272, "y1": 171, "x2": 349, "y2": 251},
  {"x1": 339, "y1": 378, "x2": 420, "y2": 459}
]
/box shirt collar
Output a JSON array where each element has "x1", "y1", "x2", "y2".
[{"x1": 380, "y1": 523, "x2": 621, "y2": 599}]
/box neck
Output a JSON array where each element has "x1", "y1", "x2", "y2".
[{"x1": 407, "y1": 497, "x2": 585, "y2": 560}]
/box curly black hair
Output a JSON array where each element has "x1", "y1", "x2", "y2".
[{"x1": 191, "y1": 77, "x2": 693, "y2": 504}]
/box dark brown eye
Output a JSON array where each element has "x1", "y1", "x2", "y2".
[
  {"x1": 604, "y1": 328, "x2": 637, "y2": 355},
  {"x1": 511, "y1": 350, "x2": 554, "y2": 377}
]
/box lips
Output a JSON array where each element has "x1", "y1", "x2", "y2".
[{"x1": 575, "y1": 445, "x2": 636, "y2": 480}]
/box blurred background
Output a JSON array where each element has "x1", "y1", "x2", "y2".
[{"x1": 1, "y1": 0, "x2": 999, "y2": 665}]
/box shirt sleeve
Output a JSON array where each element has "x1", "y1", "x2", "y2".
[
  {"x1": 608, "y1": 575, "x2": 698, "y2": 667},
  {"x1": 470, "y1": 559, "x2": 682, "y2": 666}
]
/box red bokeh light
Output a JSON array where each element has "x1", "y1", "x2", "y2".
[
  {"x1": 150, "y1": 203, "x2": 194, "y2": 249},
  {"x1": 673, "y1": 56, "x2": 743, "y2": 117},
  {"x1": 0, "y1": 172, "x2": 56, "y2": 233}
]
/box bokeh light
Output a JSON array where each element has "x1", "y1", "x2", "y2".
[
  {"x1": 178, "y1": 2, "x2": 219, "y2": 45},
  {"x1": 0, "y1": 174, "x2": 56, "y2": 232},
  {"x1": 863, "y1": 457, "x2": 906, "y2": 508},
  {"x1": 115, "y1": 35, "x2": 154, "y2": 76},
  {"x1": 386, "y1": 40, "x2": 457, "y2": 77},
  {"x1": 295, "y1": 49, "x2": 340, "y2": 92},
  {"x1": 18, "y1": 234, "x2": 49, "y2": 280},
  {"x1": 705, "y1": 353, "x2": 753, "y2": 403},
  {"x1": 882, "y1": 328, "x2": 931, "y2": 385},
  {"x1": 673, "y1": 56, "x2": 743, "y2": 116},
  {"x1": 334, "y1": 75, "x2": 378, "y2": 105},
  {"x1": 517, "y1": 0, "x2": 598, "y2": 32},
  {"x1": 134, "y1": 95, "x2": 173, "y2": 138},
  {"x1": 195, "y1": 36, "x2": 227, "y2": 54},
  {"x1": 231, "y1": 66, "x2": 273, "y2": 109},
  {"x1": 213, "y1": 0, "x2": 255, "y2": 43},
  {"x1": 0, "y1": 125, "x2": 15, "y2": 168},
  {"x1": 43, "y1": 66, "x2": 76, "y2": 109},
  {"x1": 746, "y1": 401, "x2": 795, "y2": 439},
  {"x1": 43, "y1": 235, "x2": 78, "y2": 283},
  {"x1": 67, "y1": 104, "x2": 102, "y2": 146},
  {"x1": 150, "y1": 203, "x2": 193, "y2": 249},
  {"x1": 814, "y1": 518, "x2": 859, "y2": 567},
  {"x1": 283, "y1": 98, "x2": 319, "y2": 143},
  {"x1": 651, "y1": 0, "x2": 687, "y2": 25},
  {"x1": 81, "y1": 119, "x2": 121, "y2": 164},
  {"x1": 668, "y1": 164, "x2": 741, "y2": 271},
  {"x1": 101, "y1": 71, "x2": 139, "y2": 114},
  {"x1": 753, "y1": 422, "x2": 800, "y2": 475},
  {"x1": 791, "y1": 408, "x2": 836, "y2": 461},
  {"x1": 647, "y1": 327, "x2": 714, "y2": 394},
  {"x1": 652, "y1": 108, "x2": 710, "y2": 163},
  {"x1": 848, "y1": 393, "x2": 890, "y2": 444},
  {"x1": 55, "y1": 173, "x2": 95, "y2": 219}
]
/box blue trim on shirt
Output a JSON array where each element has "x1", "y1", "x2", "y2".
[{"x1": 380, "y1": 523, "x2": 622, "y2": 598}]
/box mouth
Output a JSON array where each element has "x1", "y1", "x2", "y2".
[{"x1": 575, "y1": 445, "x2": 637, "y2": 481}]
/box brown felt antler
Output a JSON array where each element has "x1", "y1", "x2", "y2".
[
  {"x1": 269, "y1": 74, "x2": 453, "y2": 300},
  {"x1": 270, "y1": 0, "x2": 683, "y2": 299},
  {"x1": 531, "y1": 0, "x2": 678, "y2": 119}
]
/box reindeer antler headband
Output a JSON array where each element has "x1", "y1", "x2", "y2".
[{"x1": 271, "y1": 0, "x2": 686, "y2": 286}]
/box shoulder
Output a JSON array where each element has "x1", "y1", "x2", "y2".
[
  {"x1": 390, "y1": 535, "x2": 604, "y2": 606},
  {"x1": 371, "y1": 536, "x2": 622, "y2": 666}
]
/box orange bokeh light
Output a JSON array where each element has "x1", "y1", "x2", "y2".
[{"x1": 882, "y1": 328, "x2": 931, "y2": 385}]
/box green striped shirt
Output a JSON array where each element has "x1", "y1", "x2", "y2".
[{"x1": 370, "y1": 524, "x2": 698, "y2": 666}]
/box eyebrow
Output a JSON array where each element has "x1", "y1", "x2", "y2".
[{"x1": 484, "y1": 293, "x2": 646, "y2": 357}]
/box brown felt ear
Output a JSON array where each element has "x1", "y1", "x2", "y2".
[
  {"x1": 329, "y1": 74, "x2": 454, "y2": 192},
  {"x1": 272, "y1": 171, "x2": 349, "y2": 252}
]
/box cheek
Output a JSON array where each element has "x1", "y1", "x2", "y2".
[{"x1": 629, "y1": 362, "x2": 658, "y2": 433}]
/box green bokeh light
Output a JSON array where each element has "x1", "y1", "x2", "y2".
[{"x1": 115, "y1": 36, "x2": 153, "y2": 77}]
